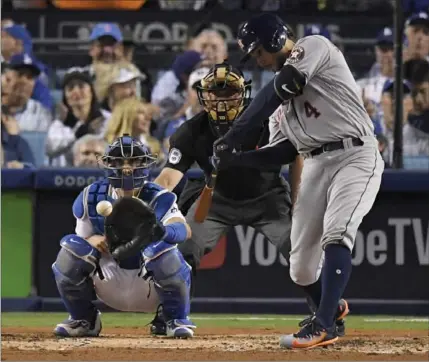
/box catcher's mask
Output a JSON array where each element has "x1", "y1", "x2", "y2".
[
  {"x1": 99, "y1": 134, "x2": 157, "y2": 191},
  {"x1": 196, "y1": 62, "x2": 251, "y2": 136}
]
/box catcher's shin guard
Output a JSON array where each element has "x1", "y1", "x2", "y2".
[
  {"x1": 52, "y1": 234, "x2": 100, "y2": 322},
  {"x1": 144, "y1": 246, "x2": 195, "y2": 336}
]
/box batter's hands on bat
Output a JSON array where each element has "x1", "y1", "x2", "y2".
[{"x1": 212, "y1": 137, "x2": 236, "y2": 170}]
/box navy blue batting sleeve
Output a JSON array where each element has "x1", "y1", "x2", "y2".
[
  {"x1": 223, "y1": 78, "x2": 283, "y2": 147},
  {"x1": 234, "y1": 140, "x2": 298, "y2": 169}
]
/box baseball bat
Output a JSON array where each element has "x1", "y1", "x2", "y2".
[{"x1": 194, "y1": 170, "x2": 217, "y2": 223}]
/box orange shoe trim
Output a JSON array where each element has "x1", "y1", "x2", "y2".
[{"x1": 336, "y1": 299, "x2": 350, "y2": 321}]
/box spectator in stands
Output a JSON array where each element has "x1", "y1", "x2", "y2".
[
  {"x1": 407, "y1": 62, "x2": 429, "y2": 138},
  {"x1": 189, "y1": 29, "x2": 228, "y2": 66},
  {"x1": 404, "y1": 12, "x2": 429, "y2": 62},
  {"x1": 184, "y1": 66, "x2": 210, "y2": 119},
  {"x1": 95, "y1": 63, "x2": 142, "y2": 113},
  {"x1": 88, "y1": 23, "x2": 124, "y2": 65},
  {"x1": 104, "y1": 98, "x2": 165, "y2": 166},
  {"x1": 1, "y1": 54, "x2": 52, "y2": 132},
  {"x1": 381, "y1": 79, "x2": 429, "y2": 165},
  {"x1": 160, "y1": 66, "x2": 209, "y2": 152},
  {"x1": 358, "y1": 27, "x2": 396, "y2": 128},
  {"x1": 72, "y1": 134, "x2": 106, "y2": 168},
  {"x1": 1, "y1": 23, "x2": 53, "y2": 111},
  {"x1": 45, "y1": 69, "x2": 110, "y2": 167},
  {"x1": 1, "y1": 114, "x2": 35, "y2": 168},
  {"x1": 122, "y1": 26, "x2": 153, "y2": 102},
  {"x1": 151, "y1": 50, "x2": 203, "y2": 122}
]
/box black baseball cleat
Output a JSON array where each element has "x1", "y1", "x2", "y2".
[
  {"x1": 298, "y1": 299, "x2": 350, "y2": 338},
  {"x1": 334, "y1": 299, "x2": 349, "y2": 337},
  {"x1": 149, "y1": 304, "x2": 167, "y2": 336}
]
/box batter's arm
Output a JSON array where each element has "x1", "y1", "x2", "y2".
[
  {"x1": 223, "y1": 66, "x2": 306, "y2": 147},
  {"x1": 289, "y1": 155, "x2": 304, "y2": 209},
  {"x1": 221, "y1": 139, "x2": 298, "y2": 169}
]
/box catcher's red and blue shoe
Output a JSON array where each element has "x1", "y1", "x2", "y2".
[
  {"x1": 54, "y1": 311, "x2": 102, "y2": 337},
  {"x1": 279, "y1": 316, "x2": 338, "y2": 349},
  {"x1": 166, "y1": 319, "x2": 196, "y2": 339},
  {"x1": 299, "y1": 298, "x2": 350, "y2": 337}
]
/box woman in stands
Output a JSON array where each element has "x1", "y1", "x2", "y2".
[
  {"x1": 104, "y1": 98, "x2": 165, "y2": 167},
  {"x1": 45, "y1": 68, "x2": 110, "y2": 167}
]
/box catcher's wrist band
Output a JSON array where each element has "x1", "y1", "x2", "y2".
[{"x1": 163, "y1": 222, "x2": 188, "y2": 244}]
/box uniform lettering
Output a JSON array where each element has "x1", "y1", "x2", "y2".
[{"x1": 304, "y1": 101, "x2": 321, "y2": 118}]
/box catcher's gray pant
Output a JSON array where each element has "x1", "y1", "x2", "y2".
[{"x1": 179, "y1": 183, "x2": 292, "y2": 267}]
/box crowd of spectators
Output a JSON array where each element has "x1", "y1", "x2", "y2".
[{"x1": 1, "y1": 1, "x2": 429, "y2": 171}]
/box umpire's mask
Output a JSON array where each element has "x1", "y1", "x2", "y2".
[{"x1": 196, "y1": 61, "x2": 251, "y2": 136}]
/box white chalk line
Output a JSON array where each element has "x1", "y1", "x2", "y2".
[{"x1": 191, "y1": 316, "x2": 428, "y2": 323}]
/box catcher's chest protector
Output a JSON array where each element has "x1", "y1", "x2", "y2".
[
  {"x1": 85, "y1": 180, "x2": 176, "y2": 236},
  {"x1": 86, "y1": 180, "x2": 114, "y2": 235}
]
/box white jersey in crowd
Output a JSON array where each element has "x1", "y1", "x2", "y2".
[
  {"x1": 14, "y1": 98, "x2": 52, "y2": 132},
  {"x1": 275, "y1": 35, "x2": 374, "y2": 153}
]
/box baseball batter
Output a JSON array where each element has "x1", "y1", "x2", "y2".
[
  {"x1": 52, "y1": 135, "x2": 196, "y2": 339},
  {"x1": 215, "y1": 14, "x2": 384, "y2": 349}
]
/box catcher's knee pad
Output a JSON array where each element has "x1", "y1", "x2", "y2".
[
  {"x1": 52, "y1": 234, "x2": 101, "y2": 321},
  {"x1": 145, "y1": 248, "x2": 192, "y2": 321},
  {"x1": 52, "y1": 234, "x2": 101, "y2": 285}
]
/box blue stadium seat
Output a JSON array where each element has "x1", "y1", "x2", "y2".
[
  {"x1": 20, "y1": 131, "x2": 48, "y2": 167},
  {"x1": 50, "y1": 89, "x2": 63, "y2": 106},
  {"x1": 403, "y1": 156, "x2": 429, "y2": 170}
]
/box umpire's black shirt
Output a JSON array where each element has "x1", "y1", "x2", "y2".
[{"x1": 165, "y1": 111, "x2": 286, "y2": 201}]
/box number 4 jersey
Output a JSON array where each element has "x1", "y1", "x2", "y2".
[{"x1": 276, "y1": 35, "x2": 375, "y2": 153}]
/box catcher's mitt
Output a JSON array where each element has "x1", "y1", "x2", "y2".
[{"x1": 104, "y1": 197, "x2": 164, "y2": 260}]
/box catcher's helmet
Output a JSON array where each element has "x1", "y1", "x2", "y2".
[
  {"x1": 237, "y1": 13, "x2": 294, "y2": 64},
  {"x1": 100, "y1": 134, "x2": 157, "y2": 190},
  {"x1": 196, "y1": 61, "x2": 251, "y2": 136}
]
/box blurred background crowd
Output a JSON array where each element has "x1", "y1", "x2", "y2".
[{"x1": 1, "y1": 0, "x2": 429, "y2": 171}]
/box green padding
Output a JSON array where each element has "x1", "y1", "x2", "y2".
[{"x1": 1, "y1": 192, "x2": 33, "y2": 297}]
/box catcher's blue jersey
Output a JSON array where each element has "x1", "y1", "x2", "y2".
[{"x1": 72, "y1": 179, "x2": 184, "y2": 245}]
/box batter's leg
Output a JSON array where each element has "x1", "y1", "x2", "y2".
[
  {"x1": 288, "y1": 159, "x2": 327, "y2": 307},
  {"x1": 52, "y1": 234, "x2": 102, "y2": 337},
  {"x1": 316, "y1": 145, "x2": 384, "y2": 330}
]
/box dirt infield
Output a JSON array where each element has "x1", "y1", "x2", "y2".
[{"x1": 2, "y1": 326, "x2": 428, "y2": 360}]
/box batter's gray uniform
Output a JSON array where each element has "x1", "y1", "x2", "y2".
[{"x1": 271, "y1": 35, "x2": 385, "y2": 286}]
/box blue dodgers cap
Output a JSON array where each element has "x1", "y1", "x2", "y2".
[
  {"x1": 405, "y1": 12, "x2": 429, "y2": 27},
  {"x1": 9, "y1": 53, "x2": 41, "y2": 76},
  {"x1": 89, "y1": 23, "x2": 123, "y2": 42},
  {"x1": 2, "y1": 24, "x2": 33, "y2": 53},
  {"x1": 382, "y1": 79, "x2": 412, "y2": 94},
  {"x1": 304, "y1": 24, "x2": 331, "y2": 40},
  {"x1": 172, "y1": 51, "x2": 203, "y2": 77}
]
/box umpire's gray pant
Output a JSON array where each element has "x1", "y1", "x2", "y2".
[{"x1": 179, "y1": 183, "x2": 292, "y2": 267}]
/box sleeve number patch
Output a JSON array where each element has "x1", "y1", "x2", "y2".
[
  {"x1": 304, "y1": 101, "x2": 321, "y2": 118},
  {"x1": 168, "y1": 148, "x2": 182, "y2": 164}
]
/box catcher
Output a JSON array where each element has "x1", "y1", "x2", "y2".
[{"x1": 52, "y1": 134, "x2": 196, "y2": 339}]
